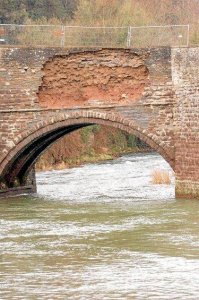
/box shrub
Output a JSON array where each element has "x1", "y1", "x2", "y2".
[{"x1": 151, "y1": 169, "x2": 171, "y2": 185}]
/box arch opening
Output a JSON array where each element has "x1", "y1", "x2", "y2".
[{"x1": 0, "y1": 115, "x2": 175, "y2": 192}]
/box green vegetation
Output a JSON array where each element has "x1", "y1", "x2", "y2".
[
  {"x1": 80, "y1": 125, "x2": 100, "y2": 144},
  {"x1": 0, "y1": 0, "x2": 78, "y2": 24},
  {"x1": 1, "y1": 0, "x2": 198, "y2": 27}
]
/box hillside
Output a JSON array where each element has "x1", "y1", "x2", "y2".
[{"x1": 36, "y1": 125, "x2": 150, "y2": 171}]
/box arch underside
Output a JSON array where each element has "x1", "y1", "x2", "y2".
[{"x1": 0, "y1": 115, "x2": 174, "y2": 190}]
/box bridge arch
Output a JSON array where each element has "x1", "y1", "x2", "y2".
[{"x1": 0, "y1": 111, "x2": 174, "y2": 189}]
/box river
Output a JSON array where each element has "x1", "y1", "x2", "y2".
[{"x1": 0, "y1": 153, "x2": 199, "y2": 299}]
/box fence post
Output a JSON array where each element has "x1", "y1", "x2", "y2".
[
  {"x1": 127, "y1": 26, "x2": 132, "y2": 48},
  {"x1": 61, "y1": 25, "x2": 65, "y2": 47},
  {"x1": 186, "y1": 24, "x2": 190, "y2": 47}
]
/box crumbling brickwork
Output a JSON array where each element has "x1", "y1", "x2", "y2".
[
  {"x1": 39, "y1": 50, "x2": 148, "y2": 108},
  {"x1": 0, "y1": 46, "x2": 198, "y2": 198}
]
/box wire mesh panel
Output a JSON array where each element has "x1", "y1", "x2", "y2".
[
  {"x1": 0, "y1": 24, "x2": 190, "y2": 48},
  {"x1": 0, "y1": 25, "x2": 65, "y2": 47},
  {"x1": 63, "y1": 26, "x2": 129, "y2": 48},
  {"x1": 129, "y1": 25, "x2": 189, "y2": 48}
]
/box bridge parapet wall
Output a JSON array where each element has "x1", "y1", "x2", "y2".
[
  {"x1": 0, "y1": 47, "x2": 174, "y2": 159},
  {"x1": 0, "y1": 46, "x2": 198, "y2": 199}
]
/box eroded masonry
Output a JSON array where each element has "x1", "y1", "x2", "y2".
[{"x1": 0, "y1": 47, "x2": 198, "y2": 198}]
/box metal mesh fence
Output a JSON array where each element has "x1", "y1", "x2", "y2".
[
  {"x1": 0, "y1": 24, "x2": 190, "y2": 48},
  {"x1": 128, "y1": 25, "x2": 189, "y2": 47},
  {"x1": 63, "y1": 26, "x2": 128, "y2": 47},
  {"x1": 0, "y1": 25, "x2": 65, "y2": 47}
]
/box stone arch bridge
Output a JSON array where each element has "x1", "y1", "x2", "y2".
[{"x1": 0, "y1": 47, "x2": 198, "y2": 199}]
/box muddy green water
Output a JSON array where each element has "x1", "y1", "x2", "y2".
[{"x1": 0, "y1": 153, "x2": 199, "y2": 299}]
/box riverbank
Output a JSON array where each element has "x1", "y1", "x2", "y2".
[
  {"x1": 36, "y1": 147, "x2": 150, "y2": 172},
  {"x1": 36, "y1": 125, "x2": 150, "y2": 171}
]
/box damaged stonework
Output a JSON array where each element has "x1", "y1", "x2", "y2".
[
  {"x1": 0, "y1": 46, "x2": 198, "y2": 199},
  {"x1": 38, "y1": 50, "x2": 149, "y2": 108}
]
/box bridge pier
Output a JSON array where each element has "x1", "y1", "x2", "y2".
[
  {"x1": 176, "y1": 181, "x2": 199, "y2": 199},
  {"x1": 0, "y1": 168, "x2": 36, "y2": 198},
  {"x1": 0, "y1": 185, "x2": 36, "y2": 198},
  {"x1": 172, "y1": 47, "x2": 199, "y2": 199}
]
